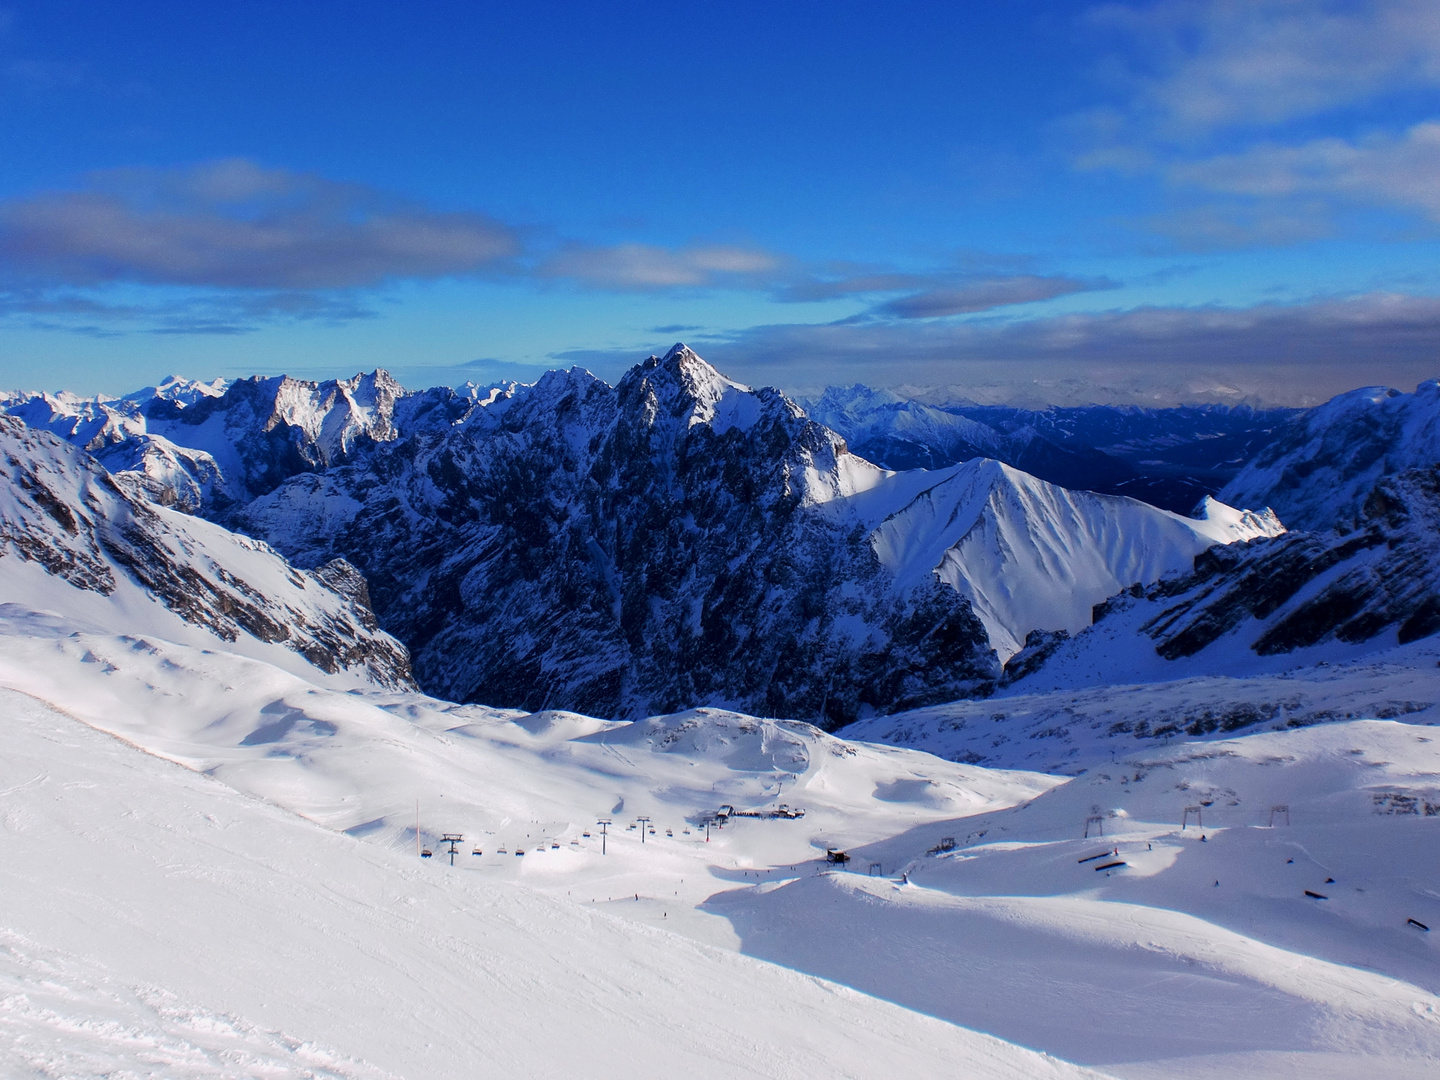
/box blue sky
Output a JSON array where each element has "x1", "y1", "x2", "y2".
[{"x1": 2, "y1": 1, "x2": 1440, "y2": 404}]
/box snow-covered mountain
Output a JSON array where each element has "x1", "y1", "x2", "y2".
[
  {"x1": 1024, "y1": 463, "x2": 1440, "y2": 679},
  {"x1": 846, "y1": 464, "x2": 1440, "y2": 772},
  {"x1": 1, "y1": 346, "x2": 1281, "y2": 723},
  {"x1": 1222, "y1": 379, "x2": 1440, "y2": 530},
  {"x1": 804, "y1": 385, "x2": 1295, "y2": 514},
  {"x1": 7, "y1": 352, "x2": 1440, "y2": 1080},
  {"x1": 1, "y1": 369, "x2": 408, "y2": 512},
  {"x1": 0, "y1": 415, "x2": 413, "y2": 689},
  {"x1": 869, "y1": 462, "x2": 1279, "y2": 660}
]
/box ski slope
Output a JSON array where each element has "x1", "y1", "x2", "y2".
[
  {"x1": 3, "y1": 603, "x2": 1439, "y2": 1077},
  {"x1": 2, "y1": 688, "x2": 1103, "y2": 1080}
]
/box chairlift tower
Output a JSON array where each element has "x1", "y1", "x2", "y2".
[
  {"x1": 596, "y1": 818, "x2": 612, "y2": 855},
  {"x1": 635, "y1": 815, "x2": 651, "y2": 843},
  {"x1": 440, "y1": 833, "x2": 464, "y2": 866}
]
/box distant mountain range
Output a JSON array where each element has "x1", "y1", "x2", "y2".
[
  {"x1": 801, "y1": 385, "x2": 1295, "y2": 515},
  {"x1": 4, "y1": 346, "x2": 1438, "y2": 733}
]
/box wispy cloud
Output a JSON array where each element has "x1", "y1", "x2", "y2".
[
  {"x1": 0, "y1": 159, "x2": 521, "y2": 290},
  {"x1": 586, "y1": 291, "x2": 1440, "y2": 404},
  {"x1": 538, "y1": 242, "x2": 781, "y2": 291},
  {"x1": 0, "y1": 160, "x2": 1103, "y2": 337},
  {"x1": 873, "y1": 275, "x2": 1114, "y2": 318},
  {"x1": 1085, "y1": 0, "x2": 1440, "y2": 135},
  {"x1": 1170, "y1": 119, "x2": 1440, "y2": 221},
  {"x1": 1076, "y1": 0, "x2": 1440, "y2": 243}
]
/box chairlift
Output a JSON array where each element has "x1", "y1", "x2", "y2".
[
  {"x1": 682, "y1": 828, "x2": 691, "y2": 835},
  {"x1": 515, "y1": 848, "x2": 525, "y2": 856},
  {"x1": 472, "y1": 847, "x2": 483, "y2": 856},
  {"x1": 648, "y1": 828, "x2": 656, "y2": 835},
  {"x1": 420, "y1": 849, "x2": 433, "y2": 858},
  {"x1": 551, "y1": 843, "x2": 560, "y2": 850},
  {"x1": 497, "y1": 845, "x2": 508, "y2": 855},
  {"x1": 665, "y1": 828, "x2": 673, "y2": 837},
  {"x1": 582, "y1": 831, "x2": 592, "y2": 838}
]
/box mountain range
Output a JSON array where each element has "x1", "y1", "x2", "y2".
[
  {"x1": 4, "y1": 345, "x2": 1288, "y2": 724},
  {"x1": 7, "y1": 346, "x2": 1440, "y2": 1079}
]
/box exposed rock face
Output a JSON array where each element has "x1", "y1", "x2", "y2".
[
  {"x1": 1144, "y1": 466, "x2": 1440, "y2": 658},
  {"x1": 236, "y1": 350, "x2": 1003, "y2": 723},
  {"x1": 0, "y1": 416, "x2": 415, "y2": 689}
]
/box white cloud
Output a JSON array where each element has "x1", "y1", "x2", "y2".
[
  {"x1": 539, "y1": 243, "x2": 782, "y2": 290},
  {"x1": 1171, "y1": 119, "x2": 1440, "y2": 219},
  {"x1": 1089, "y1": 0, "x2": 1440, "y2": 134}
]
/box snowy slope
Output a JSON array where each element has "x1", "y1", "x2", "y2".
[
  {"x1": 869, "y1": 460, "x2": 1281, "y2": 660},
  {"x1": 709, "y1": 719, "x2": 1440, "y2": 1079},
  {"x1": 4, "y1": 604, "x2": 1437, "y2": 1078},
  {"x1": 1222, "y1": 379, "x2": 1440, "y2": 530},
  {"x1": 0, "y1": 416, "x2": 412, "y2": 689},
  {"x1": 0, "y1": 687, "x2": 1101, "y2": 1080}
]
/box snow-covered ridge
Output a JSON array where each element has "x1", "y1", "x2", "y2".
[
  {"x1": 804, "y1": 383, "x2": 1297, "y2": 515},
  {"x1": 0, "y1": 416, "x2": 413, "y2": 689},
  {"x1": 868, "y1": 459, "x2": 1282, "y2": 660},
  {"x1": 1222, "y1": 378, "x2": 1440, "y2": 530}
]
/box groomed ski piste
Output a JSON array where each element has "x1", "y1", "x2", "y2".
[{"x1": 2, "y1": 586, "x2": 1439, "y2": 1079}]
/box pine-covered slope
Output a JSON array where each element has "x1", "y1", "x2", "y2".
[{"x1": 0, "y1": 415, "x2": 414, "y2": 689}]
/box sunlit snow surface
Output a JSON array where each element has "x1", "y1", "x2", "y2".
[{"x1": 3, "y1": 605, "x2": 1440, "y2": 1078}]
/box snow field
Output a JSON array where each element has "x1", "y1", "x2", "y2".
[
  {"x1": 2, "y1": 604, "x2": 1438, "y2": 1078},
  {"x1": 2, "y1": 689, "x2": 1105, "y2": 1079}
]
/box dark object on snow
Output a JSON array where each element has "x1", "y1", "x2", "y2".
[
  {"x1": 1325, "y1": 877, "x2": 1335, "y2": 883},
  {"x1": 927, "y1": 837, "x2": 957, "y2": 855},
  {"x1": 1409, "y1": 918, "x2": 1430, "y2": 931},
  {"x1": 826, "y1": 848, "x2": 850, "y2": 865},
  {"x1": 1287, "y1": 858, "x2": 1294, "y2": 864},
  {"x1": 1305, "y1": 890, "x2": 1328, "y2": 900},
  {"x1": 1094, "y1": 861, "x2": 1126, "y2": 872},
  {"x1": 1078, "y1": 851, "x2": 1113, "y2": 864},
  {"x1": 440, "y1": 833, "x2": 464, "y2": 866}
]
